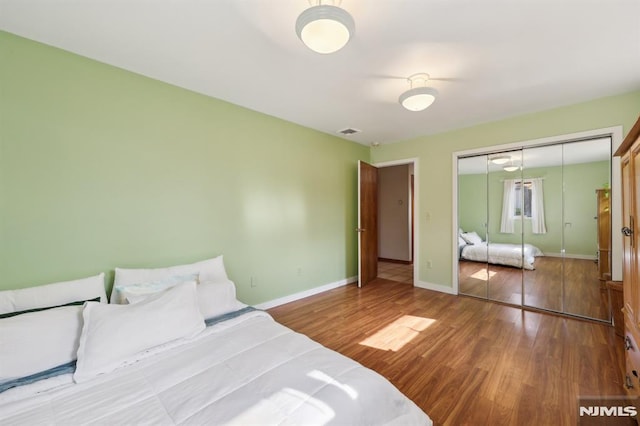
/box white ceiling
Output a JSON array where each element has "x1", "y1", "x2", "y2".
[{"x1": 1, "y1": 0, "x2": 639, "y2": 146}]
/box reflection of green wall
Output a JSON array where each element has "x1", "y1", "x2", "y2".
[
  {"x1": 458, "y1": 161, "x2": 609, "y2": 256},
  {"x1": 564, "y1": 161, "x2": 610, "y2": 255},
  {"x1": 458, "y1": 175, "x2": 487, "y2": 239}
]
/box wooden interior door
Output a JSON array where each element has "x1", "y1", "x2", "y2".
[{"x1": 358, "y1": 161, "x2": 378, "y2": 287}]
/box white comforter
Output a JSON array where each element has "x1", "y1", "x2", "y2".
[
  {"x1": 461, "y1": 242, "x2": 543, "y2": 270},
  {"x1": 0, "y1": 310, "x2": 431, "y2": 425}
]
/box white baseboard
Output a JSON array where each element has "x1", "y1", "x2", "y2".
[
  {"x1": 414, "y1": 280, "x2": 457, "y2": 295},
  {"x1": 544, "y1": 252, "x2": 597, "y2": 260},
  {"x1": 255, "y1": 276, "x2": 357, "y2": 310}
]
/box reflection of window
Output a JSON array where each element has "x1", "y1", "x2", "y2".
[
  {"x1": 501, "y1": 178, "x2": 546, "y2": 234},
  {"x1": 514, "y1": 181, "x2": 532, "y2": 218}
]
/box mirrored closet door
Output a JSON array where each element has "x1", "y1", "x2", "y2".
[
  {"x1": 457, "y1": 137, "x2": 612, "y2": 322},
  {"x1": 487, "y1": 151, "x2": 524, "y2": 305},
  {"x1": 458, "y1": 156, "x2": 489, "y2": 299},
  {"x1": 521, "y1": 144, "x2": 563, "y2": 313}
]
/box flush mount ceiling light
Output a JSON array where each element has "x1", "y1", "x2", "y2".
[
  {"x1": 502, "y1": 158, "x2": 520, "y2": 172},
  {"x1": 490, "y1": 155, "x2": 511, "y2": 165},
  {"x1": 296, "y1": 1, "x2": 355, "y2": 54},
  {"x1": 399, "y1": 73, "x2": 438, "y2": 112}
]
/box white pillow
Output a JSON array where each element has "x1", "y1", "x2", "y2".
[
  {"x1": 125, "y1": 279, "x2": 198, "y2": 304},
  {"x1": 111, "y1": 273, "x2": 199, "y2": 304},
  {"x1": 74, "y1": 282, "x2": 205, "y2": 383},
  {"x1": 124, "y1": 279, "x2": 246, "y2": 320},
  {"x1": 461, "y1": 231, "x2": 483, "y2": 245},
  {"x1": 0, "y1": 273, "x2": 106, "y2": 315},
  {"x1": 111, "y1": 256, "x2": 228, "y2": 300},
  {"x1": 197, "y1": 280, "x2": 247, "y2": 319},
  {"x1": 458, "y1": 236, "x2": 466, "y2": 247},
  {"x1": 0, "y1": 305, "x2": 84, "y2": 383}
]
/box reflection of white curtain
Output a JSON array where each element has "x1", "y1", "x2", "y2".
[
  {"x1": 530, "y1": 178, "x2": 547, "y2": 234},
  {"x1": 500, "y1": 179, "x2": 516, "y2": 233}
]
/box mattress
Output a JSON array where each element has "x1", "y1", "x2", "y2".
[
  {"x1": 461, "y1": 242, "x2": 543, "y2": 270},
  {"x1": 0, "y1": 309, "x2": 431, "y2": 425}
]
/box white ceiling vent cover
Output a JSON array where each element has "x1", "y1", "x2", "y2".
[{"x1": 338, "y1": 128, "x2": 361, "y2": 135}]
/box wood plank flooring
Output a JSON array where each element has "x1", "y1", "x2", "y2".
[
  {"x1": 268, "y1": 279, "x2": 625, "y2": 426},
  {"x1": 459, "y1": 257, "x2": 610, "y2": 320}
]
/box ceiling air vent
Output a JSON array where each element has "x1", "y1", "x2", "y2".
[{"x1": 338, "y1": 128, "x2": 361, "y2": 135}]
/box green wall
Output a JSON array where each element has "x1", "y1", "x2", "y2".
[
  {"x1": 0, "y1": 31, "x2": 369, "y2": 304},
  {"x1": 372, "y1": 90, "x2": 640, "y2": 289},
  {"x1": 459, "y1": 161, "x2": 609, "y2": 256}
]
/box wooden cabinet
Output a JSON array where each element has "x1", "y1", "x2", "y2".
[
  {"x1": 615, "y1": 114, "x2": 640, "y2": 395},
  {"x1": 608, "y1": 280, "x2": 624, "y2": 336},
  {"x1": 596, "y1": 188, "x2": 611, "y2": 281}
]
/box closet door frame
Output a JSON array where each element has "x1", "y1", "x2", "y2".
[{"x1": 452, "y1": 126, "x2": 624, "y2": 299}]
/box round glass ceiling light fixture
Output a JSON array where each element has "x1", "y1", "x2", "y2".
[
  {"x1": 296, "y1": 2, "x2": 355, "y2": 54},
  {"x1": 503, "y1": 165, "x2": 520, "y2": 172},
  {"x1": 490, "y1": 155, "x2": 511, "y2": 165},
  {"x1": 399, "y1": 73, "x2": 438, "y2": 112}
]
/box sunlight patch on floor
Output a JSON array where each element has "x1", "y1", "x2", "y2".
[
  {"x1": 470, "y1": 269, "x2": 497, "y2": 280},
  {"x1": 359, "y1": 315, "x2": 436, "y2": 352}
]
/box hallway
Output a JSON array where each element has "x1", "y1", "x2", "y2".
[{"x1": 378, "y1": 261, "x2": 413, "y2": 284}]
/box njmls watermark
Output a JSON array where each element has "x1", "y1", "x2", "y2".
[
  {"x1": 578, "y1": 396, "x2": 637, "y2": 425},
  {"x1": 580, "y1": 406, "x2": 637, "y2": 417}
]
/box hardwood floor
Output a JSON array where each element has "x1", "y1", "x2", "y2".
[
  {"x1": 268, "y1": 279, "x2": 625, "y2": 426},
  {"x1": 459, "y1": 257, "x2": 610, "y2": 321}
]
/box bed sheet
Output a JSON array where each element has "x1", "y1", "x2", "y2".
[
  {"x1": 0, "y1": 310, "x2": 431, "y2": 425},
  {"x1": 461, "y1": 242, "x2": 542, "y2": 270}
]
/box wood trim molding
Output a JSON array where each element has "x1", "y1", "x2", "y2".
[{"x1": 614, "y1": 114, "x2": 640, "y2": 156}]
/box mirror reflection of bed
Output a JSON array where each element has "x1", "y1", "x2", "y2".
[{"x1": 457, "y1": 138, "x2": 612, "y2": 322}]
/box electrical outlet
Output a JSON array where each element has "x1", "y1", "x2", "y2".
[{"x1": 250, "y1": 276, "x2": 257, "y2": 288}]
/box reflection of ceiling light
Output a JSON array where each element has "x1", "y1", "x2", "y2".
[
  {"x1": 503, "y1": 165, "x2": 520, "y2": 172},
  {"x1": 399, "y1": 73, "x2": 438, "y2": 111},
  {"x1": 296, "y1": 3, "x2": 355, "y2": 54},
  {"x1": 490, "y1": 155, "x2": 510, "y2": 165}
]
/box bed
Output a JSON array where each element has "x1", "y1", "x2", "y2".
[
  {"x1": 459, "y1": 231, "x2": 543, "y2": 270},
  {"x1": 0, "y1": 256, "x2": 431, "y2": 425}
]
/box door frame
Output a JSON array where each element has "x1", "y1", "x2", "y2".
[
  {"x1": 373, "y1": 158, "x2": 419, "y2": 287},
  {"x1": 452, "y1": 126, "x2": 624, "y2": 295}
]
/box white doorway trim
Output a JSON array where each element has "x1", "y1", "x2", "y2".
[{"x1": 374, "y1": 158, "x2": 419, "y2": 287}]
